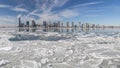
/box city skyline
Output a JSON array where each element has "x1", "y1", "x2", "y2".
[{"x1": 0, "y1": 0, "x2": 120, "y2": 26}]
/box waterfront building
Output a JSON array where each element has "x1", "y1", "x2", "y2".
[
  {"x1": 79, "y1": 22, "x2": 81, "y2": 28},
  {"x1": 48, "y1": 21, "x2": 52, "y2": 27},
  {"x1": 53, "y1": 22, "x2": 56, "y2": 27},
  {"x1": 61, "y1": 22, "x2": 63, "y2": 27},
  {"x1": 26, "y1": 21, "x2": 29, "y2": 27},
  {"x1": 67, "y1": 22, "x2": 69, "y2": 28},
  {"x1": 57, "y1": 21, "x2": 60, "y2": 27},
  {"x1": 91, "y1": 24, "x2": 95, "y2": 28},
  {"x1": 43, "y1": 21, "x2": 47, "y2": 28},
  {"x1": 32, "y1": 20, "x2": 36, "y2": 27},
  {"x1": 72, "y1": 22, "x2": 74, "y2": 27},
  {"x1": 86, "y1": 23, "x2": 89, "y2": 28},
  {"x1": 18, "y1": 18, "x2": 21, "y2": 27},
  {"x1": 21, "y1": 23, "x2": 25, "y2": 27}
]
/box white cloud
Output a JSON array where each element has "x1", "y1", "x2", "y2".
[
  {"x1": 12, "y1": 7, "x2": 28, "y2": 12},
  {"x1": 0, "y1": 4, "x2": 29, "y2": 13},
  {"x1": 0, "y1": 16, "x2": 17, "y2": 26},
  {"x1": 29, "y1": 0, "x2": 104, "y2": 22},
  {"x1": 17, "y1": 14, "x2": 23, "y2": 19},
  {"x1": 39, "y1": 13, "x2": 61, "y2": 21},
  {"x1": 0, "y1": 4, "x2": 11, "y2": 8},
  {"x1": 53, "y1": 0, "x2": 69, "y2": 7},
  {"x1": 34, "y1": 0, "x2": 69, "y2": 13},
  {"x1": 25, "y1": 0, "x2": 70, "y2": 21},
  {"x1": 26, "y1": 9, "x2": 39, "y2": 17},
  {"x1": 27, "y1": 0, "x2": 75, "y2": 21},
  {"x1": 59, "y1": 9, "x2": 80, "y2": 18},
  {"x1": 0, "y1": 0, "x2": 76, "y2": 22},
  {"x1": 72, "y1": 1, "x2": 104, "y2": 8},
  {"x1": 11, "y1": 4, "x2": 29, "y2": 12},
  {"x1": 0, "y1": 0, "x2": 105, "y2": 26}
]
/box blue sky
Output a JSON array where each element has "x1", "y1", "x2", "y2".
[{"x1": 0, "y1": 0, "x2": 120, "y2": 26}]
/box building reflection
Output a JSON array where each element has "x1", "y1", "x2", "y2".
[
  {"x1": 31, "y1": 28, "x2": 36, "y2": 32},
  {"x1": 19, "y1": 28, "x2": 24, "y2": 32},
  {"x1": 26, "y1": 28, "x2": 29, "y2": 32},
  {"x1": 18, "y1": 27, "x2": 105, "y2": 34}
]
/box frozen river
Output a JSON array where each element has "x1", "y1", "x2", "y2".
[{"x1": 0, "y1": 27, "x2": 120, "y2": 68}]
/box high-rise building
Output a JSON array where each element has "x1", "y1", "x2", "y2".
[
  {"x1": 72, "y1": 22, "x2": 74, "y2": 27},
  {"x1": 86, "y1": 23, "x2": 89, "y2": 28},
  {"x1": 61, "y1": 22, "x2": 63, "y2": 27},
  {"x1": 92, "y1": 24, "x2": 95, "y2": 28},
  {"x1": 18, "y1": 18, "x2": 21, "y2": 27},
  {"x1": 43, "y1": 21, "x2": 46, "y2": 27},
  {"x1": 81, "y1": 24, "x2": 84, "y2": 28},
  {"x1": 21, "y1": 23, "x2": 25, "y2": 27},
  {"x1": 79, "y1": 22, "x2": 81, "y2": 28},
  {"x1": 26, "y1": 21, "x2": 29, "y2": 27},
  {"x1": 49, "y1": 21, "x2": 51, "y2": 27},
  {"x1": 32, "y1": 20, "x2": 36, "y2": 27},
  {"x1": 57, "y1": 21, "x2": 60, "y2": 27},
  {"x1": 67, "y1": 22, "x2": 69, "y2": 27},
  {"x1": 53, "y1": 22, "x2": 56, "y2": 27}
]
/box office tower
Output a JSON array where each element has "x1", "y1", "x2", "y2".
[
  {"x1": 79, "y1": 22, "x2": 81, "y2": 28},
  {"x1": 81, "y1": 24, "x2": 84, "y2": 28},
  {"x1": 26, "y1": 21, "x2": 29, "y2": 27},
  {"x1": 21, "y1": 23, "x2": 25, "y2": 27},
  {"x1": 57, "y1": 21, "x2": 60, "y2": 27},
  {"x1": 32, "y1": 20, "x2": 36, "y2": 27},
  {"x1": 43, "y1": 21, "x2": 47, "y2": 27},
  {"x1": 86, "y1": 23, "x2": 89, "y2": 28},
  {"x1": 92, "y1": 24, "x2": 95, "y2": 28},
  {"x1": 49, "y1": 21, "x2": 51, "y2": 27},
  {"x1": 18, "y1": 18, "x2": 21, "y2": 27},
  {"x1": 61, "y1": 22, "x2": 63, "y2": 27},
  {"x1": 46, "y1": 21, "x2": 48, "y2": 27},
  {"x1": 72, "y1": 22, "x2": 74, "y2": 27},
  {"x1": 67, "y1": 22, "x2": 69, "y2": 27},
  {"x1": 53, "y1": 22, "x2": 56, "y2": 27}
]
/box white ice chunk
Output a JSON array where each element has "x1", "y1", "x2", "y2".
[
  {"x1": 0, "y1": 46, "x2": 12, "y2": 51},
  {"x1": 21, "y1": 60, "x2": 41, "y2": 68},
  {"x1": 41, "y1": 58, "x2": 49, "y2": 64},
  {"x1": 0, "y1": 60, "x2": 9, "y2": 66}
]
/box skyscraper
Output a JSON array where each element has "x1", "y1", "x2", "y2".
[
  {"x1": 67, "y1": 22, "x2": 69, "y2": 28},
  {"x1": 79, "y1": 22, "x2": 81, "y2": 28},
  {"x1": 57, "y1": 21, "x2": 60, "y2": 27},
  {"x1": 53, "y1": 22, "x2": 56, "y2": 27},
  {"x1": 61, "y1": 22, "x2": 63, "y2": 27},
  {"x1": 18, "y1": 18, "x2": 21, "y2": 27},
  {"x1": 32, "y1": 20, "x2": 36, "y2": 27},
  {"x1": 43, "y1": 21, "x2": 47, "y2": 28},
  {"x1": 72, "y1": 22, "x2": 74, "y2": 27},
  {"x1": 26, "y1": 21, "x2": 29, "y2": 27},
  {"x1": 49, "y1": 21, "x2": 51, "y2": 27}
]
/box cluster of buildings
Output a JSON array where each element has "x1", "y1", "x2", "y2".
[
  {"x1": 18, "y1": 18, "x2": 37, "y2": 28},
  {"x1": 18, "y1": 18, "x2": 104, "y2": 28}
]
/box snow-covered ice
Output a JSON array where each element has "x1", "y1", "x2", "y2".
[{"x1": 0, "y1": 28, "x2": 120, "y2": 68}]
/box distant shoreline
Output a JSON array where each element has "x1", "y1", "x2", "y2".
[{"x1": 0, "y1": 26, "x2": 120, "y2": 29}]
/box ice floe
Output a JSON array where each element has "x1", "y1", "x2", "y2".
[{"x1": 0, "y1": 28, "x2": 120, "y2": 68}]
